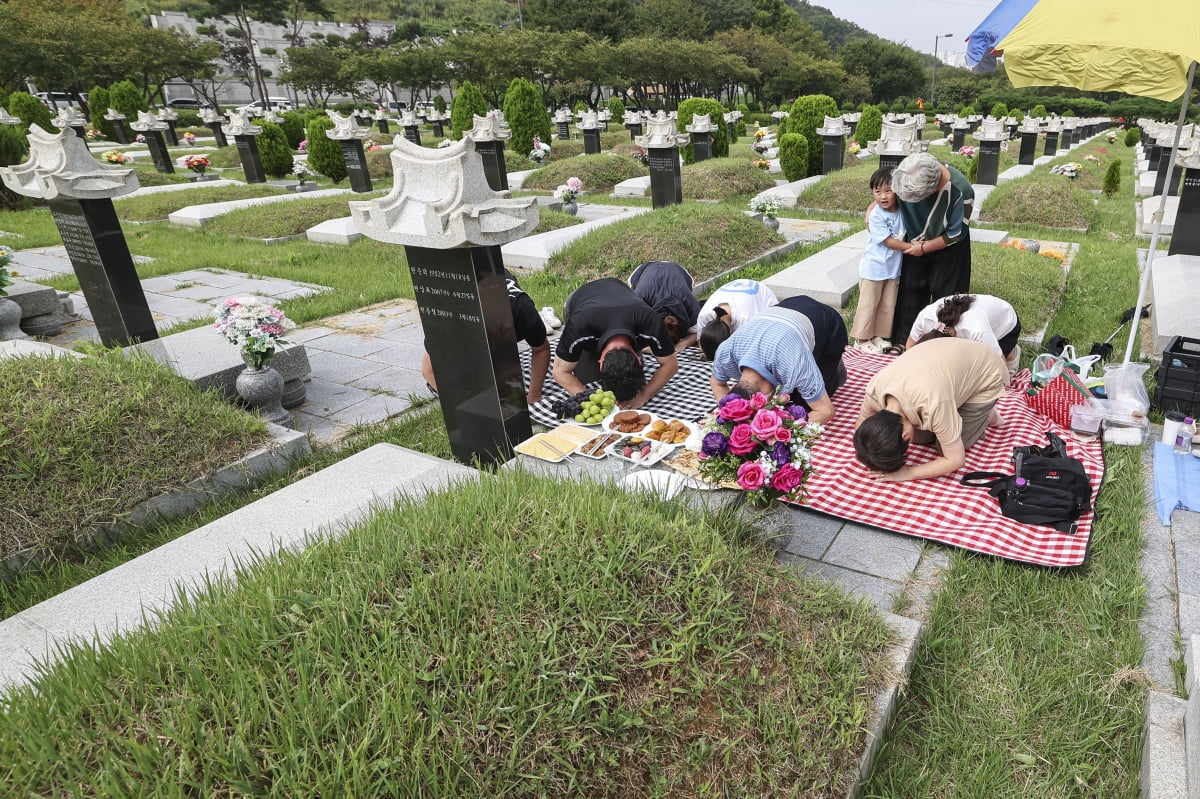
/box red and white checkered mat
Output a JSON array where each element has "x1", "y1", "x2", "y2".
[{"x1": 798, "y1": 348, "x2": 1105, "y2": 568}]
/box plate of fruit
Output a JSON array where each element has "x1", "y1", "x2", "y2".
[{"x1": 571, "y1": 389, "x2": 618, "y2": 426}]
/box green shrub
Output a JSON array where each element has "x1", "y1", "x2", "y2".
[
  {"x1": 176, "y1": 111, "x2": 200, "y2": 129},
  {"x1": 0, "y1": 124, "x2": 29, "y2": 208},
  {"x1": 1012, "y1": 109, "x2": 1025, "y2": 123},
  {"x1": 278, "y1": 111, "x2": 306, "y2": 149},
  {"x1": 432, "y1": 95, "x2": 446, "y2": 113},
  {"x1": 8, "y1": 92, "x2": 55, "y2": 133},
  {"x1": 257, "y1": 122, "x2": 294, "y2": 179},
  {"x1": 778, "y1": 132, "x2": 808, "y2": 181},
  {"x1": 606, "y1": 96, "x2": 625, "y2": 122},
  {"x1": 990, "y1": 102, "x2": 1009, "y2": 118},
  {"x1": 502, "y1": 78, "x2": 552, "y2": 162},
  {"x1": 1030, "y1": 104, "x2": 1048, "y2": 118},
  {"x1": 365, "y1": 147, "x2": 392, "y2": 180},
  {"x1": 967, "y1": 153, "x2": 979, "y2": 183},
  {"x1": 450, "y1": 80, "x2": 487, "y2": 140},
  {"x1": 87, "y1": 86, "x2": 113, "y2": 139},
  {"x1": 1102, "y1": 159, "x2": 1121, "y2": 196},
  {"x1": 856, "y1": 104, "x2": 883, "y2": 149},
  {"x1": 1063, "y1": 108, "x2": 1075, "y2": 117},
  {"x1": 890, "y1": 100, "x2": 905, "y2": 113},
  {"x1": 305, "y1": 115, "x2": 346, "y2": 183},
  {"x1": 783, "y1": 94, "x2": 838, "y2": 177},
  {"x1": 573, "y1": 100, "x2": 589, "y2": 114},
  {"x1": 109, "y1": 80, "x2": 148, "y2": 123},
  {"x1": 905, "y1": 101, "x2": 920, "y2": 113},
  {"x1": 676, "y1": 97, "x2": 728, "y2": 165},
  {"x1": 841, "y1": 101, "x2": 857, "y2": 113},
  {"x1": 1124, "y1": 128, "x2": 1141, "y2": 146},
  {"x1": 958, "y1": 105, "x2": 976, "y2": 117},
  {"x1": 0, "y1": 88, "x2": 7, "y2": 110}
]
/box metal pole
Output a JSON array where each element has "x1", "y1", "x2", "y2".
[{"x1": 932, "y1": 37, "x2": 939, "y2": 107}]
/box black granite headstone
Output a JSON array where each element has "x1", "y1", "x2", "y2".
[
  {"x1": 968, "y1": 119, "x2": 981, "y2": 133},
  {"x1": 431, "y1": 120, "x2": 444, "y2": 138},
  {"x1": 234, "y1": 135, "x2": 266, "y2": 184},
  {"x1": 726, "y1": 121, "x2": 735, "y2": 144},
  {"x1": 626, "y1": 123, "x2": 642, "y2": 141},
  {"x1": 1044, "y1": 132, "x2": 1059, "y2": 157},
  {"x1": 692, "y1": 132, "x2": 711, "y2": 162},
  {"x1": 1007, "y1": 123, "x2": 1019, "y2": 140},
  {"x1": 378, "y1": 119, "x2": 389, "y2": 135},
  {"x1": 340, "y1": 140, "x2": 373, "y2": 193},
  {"x1": 70, "y1": 125, "x2": 87, "y2": 140},
  {"x1": 951, "y1": 129, "x2": 966, "y2": 151},
  {"x1": 1155, "y1": 147, "x2": 1183, "y2": 197},
  {"x1": 583, "y1": 129, "x2": 601, "y2": 155},
  {"x1": 878, "y1": 153, "x2": 904, "y2": 172},
  {"x1": 210, "y1": 121, "x2": 228, "y2": 148},
  {"x1": 355, "y1": 114, "x2": 373, "y2": 129},
  {"x1": 556, "y1": 121, "x2": 570, "y2": 140},
  {"x1": 48, "y1": 198, "x2": 158, "y2": 347},
  {"x1": 822, "y1": 135, "x2": 845, "y2": 174},
  {"x1": 1146, "y1": 142, "x2": 1163, "y2": 173},
  {"x1": 976, "y1": 140, "x2": 1001, "y2": 185},
  {"x1": 404, "y1": 126, "x2": 422, "y2": 146},
  {"x1": 1019, "y1": 132, "x2": 1038, "y2": 165},
  {"x1": 1168, "y1": 166, "x2": 1200, "y2": 256},
  {"x1": 163, "y1": 120, "x2": 179, "y2": 146},
  {"x1": 939, "y1": 122, "x2": 953, "y2": 137},
  {"x1": 913, "y1": 125, "x2": 923, "y2": 142},
  {"x1": 406, "y1": 244, "x2": 531, "y2": 466},
  {"x1": 475, "y1": 140, "x2": 509, "y2": 191},
  {"x1": 144, "y1": 131, "x2": 175, "y2": 174},
  {"x1": 110, "y1": 119, "x2": 129, "y2": 146},
  {"x1": 648, "y1": 147, "x2": 682, "y2": 209},
  {"x1": 846, "y1": 120, "x2": 858, "y2": 140}
]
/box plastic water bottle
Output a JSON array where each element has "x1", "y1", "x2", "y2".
[{"x1": 1175, "y1": 417, "x2": 1196, "y2": 455}]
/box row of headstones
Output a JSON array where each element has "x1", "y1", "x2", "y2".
[{"x1": 1135, "y1": 118, "x2": 1200, "y2": 256}]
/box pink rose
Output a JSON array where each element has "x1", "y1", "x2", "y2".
[
  {"x1": 737, "y1": 461, "x2": 766, "y2": 491},
  {"x1": 718, "y1": 395, "x2": 754, "y2": 422},
  {"x1": 749, "y1": 392, "x2": 769, "y2": 409},
  {"x1": 774, "y1": 426, "x2": 792, "y2": 444},
  {"x1": 777, "y1": 393, "x2": 791, "y2": 404},
  {"x1": 728, "y1": 423, "x2": 757, "y2": 455},
  {"x1": 749, "y1": 408, "x2": 782, "y2": 441},
  {"x1": 770, "y1": 464, "x2": 805, "y2": 495}
]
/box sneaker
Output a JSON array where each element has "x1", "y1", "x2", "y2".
[
  {"x1": 1006, "y1": 344, "x2": 1022, "y2": 374},
  {"x1": 854, "y1": 339, "x2": 882, "y2": 354},
  {"x1": 871, "y1": 337, "x2": 891, "y2": 349},
  {"x1": 541, "y1": 306, "x2": 562, "y2": 329}
]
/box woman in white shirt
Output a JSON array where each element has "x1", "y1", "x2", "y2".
[
  {"x1": 906, "y1": 293, "x2": 1022, "y2": 374},
  {"x1": 696, "y1": 279, "x2": 779, "y2": 360}
]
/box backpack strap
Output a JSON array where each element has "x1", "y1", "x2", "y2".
[{"x1": 960, "y1": 471, "x2": 1010, "y2": 488}]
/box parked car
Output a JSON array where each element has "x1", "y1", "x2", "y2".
[
  {"x1": 237, "y1": 97, "x2": 295, "y2": 113},
  {"x1": 164, "y1": 97, "x2": 202, "y2": 109}
]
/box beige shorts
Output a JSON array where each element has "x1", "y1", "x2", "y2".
[{"x1": 911, "y1": 401, "x2": 997, "y2": 450}]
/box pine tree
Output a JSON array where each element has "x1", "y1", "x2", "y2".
[
  {"x1": 109, "y1": 80, "x2": 148, "y2": 123},
  {"x1": 778, "y1": 133, "x2": 808, "y2": 182},
  {"x1": 785, "y1": 94, "x2": 839, "y2": 177},
  {"x1": 88, "y1": 86, "x2": 113, "y2": 139},
  {"x1": 450, "y1": 81, "x2": 487, "y2": 140},
  {"x1": 305, "y1": 116, "x2": 346, "y2": 184},
  {"x1": 676, "y1": 98, "x2": 728, "y2": 165},
  {"x1": 257, "y1": 122, "x2": 294, "y2": 179},
  {"x1": 7, "y1": 92, "x2": 55, "y2": 133},
  {"x1": 855, "y1": 104, "x2": 883, "y2": 150},
  {"x1": 1102, "y1": 159, "x2": 1121, "y2": 196},
  {"x1": 501, "y1": 78, "x2": 551, "y2": 159}
]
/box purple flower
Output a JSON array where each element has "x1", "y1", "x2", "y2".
[
  {"x1": 701, "y1": 431, "x2": 730, "y2": 457},
  {"x1": 786, "y1": 404, "x2": 807, "y2": 421},
  {"x1": 771, "y1": 441, "x2": 790, "y2": 466}
]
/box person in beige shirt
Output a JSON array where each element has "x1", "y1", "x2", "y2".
[{"x1": 854, "y1": 337, "x2": 1008, "y2": 482}]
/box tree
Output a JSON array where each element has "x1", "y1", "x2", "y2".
[
  {"x1": 676, "y1": 97, "x2": 729, "y2": 164},
  {"x1": 284, "y1": 44, "x2": 359, "y2": 107},
  {"x1": 305, "y1": 115, "x2": 345, "y2": 183},
  {"x1": 524, "y1": 0, "x2": 635, "y2": 41},
  {"x1": 8, "y1": 91, "x2": 55, "y2": 134},
  {"x1": 502, "y1": 78, "x2": 551, "y2": 159},
  {"x1": 108, "y1": 80, "x2": 148, "y2": 124},
  {"x1": 782, "y1": 94, "x2": 838, "y2": 176},
  {"x1": 763, "y1": 54, "x2": 845, "y2": 107},
  {"x1": 839, "y1": 38, "x2": 925, "y2": 103},
  {"x1": 633, "y1": 0, "x2": 709, "y2": 39},
  {"x1": 855, "y1": 103, "x2": 883, "y2": 148},
  {"x1": 257, "y1": 122, "x2": 295, "y2": 178},
  {"x1": 450, "y1": 81, "x2": 487, "y2": 140}
]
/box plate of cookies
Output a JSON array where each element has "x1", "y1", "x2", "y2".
[
  {"x1": 603, "y1": 409, "x2": 658, "y2": 434},
  {"x1": 642, "y1": 418, "x2": 697, "y2": 446}
]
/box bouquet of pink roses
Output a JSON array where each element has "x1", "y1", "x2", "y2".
[{"x1": 697, "y1": 390, "x2": 823, "y2": 508}]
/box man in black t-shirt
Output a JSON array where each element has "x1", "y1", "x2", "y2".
[
  {"x1": 422, "y1": 270, "x2": 552, "y2": 405},
  {"x1": 553, "y1": 278, "x2": 679, "y2": 410}
]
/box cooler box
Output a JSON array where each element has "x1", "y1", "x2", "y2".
[{"x1": 1154, "y1": 336, "x2": 1200, "y2": 417}]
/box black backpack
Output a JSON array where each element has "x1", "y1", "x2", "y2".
[{"x1": 962, "y1": 432, "x2": 1092, "y2": 534}]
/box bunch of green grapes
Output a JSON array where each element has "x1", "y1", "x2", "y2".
[{"x1": 575, "y1": 390, "x2": 615, "y2": 424}]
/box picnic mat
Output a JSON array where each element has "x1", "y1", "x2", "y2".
[{"x1": 522, "y1": 346, "x2": 1105, "y2": 568}]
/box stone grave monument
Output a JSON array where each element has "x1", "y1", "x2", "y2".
[
  {"x1": 870, "y1": 119, "x2": 925, "y2": 171},
  {"x1": 348, "y1": 137, "x2": 539, "y2": 466},
  {"x1": 466, "y1": 110, "x2": 511, "y2": 192},
  {"x1": 1043, "y1": 118, "x2": 1061, "y2": 157},
  {"x1": 225, "y1": 109, "x2": 266, "y2": 184},
  {"x1": 1060, "y1": 119, "x2": 1076, "y2": 149},
  {"x1": 598, "y1": 108, "x2": 611, "y2": 132},
  {"x1": 200, "y1": 107, "x2": 228, "y2": 147},
  {"x1": 1018, "y1": 117, "x2": 1040, "y2": 165},
  {"x1": 399, "y1": 110, "x2": 422, "y2": 146},
  {"x1": 973, "y1": 118, "x2": 1006, "y2": 185},
  {"x1": 51, "y1": 107, "x2": 88, "y2": 140},
  {"x1": 951, "y1": 117, "x2": 970, "y2": 151},
  {"x1": 636, "y1": 112, "x2": 688, "y2": 209},
  {"x1": 1006, "y1": 116, "x2": 1019, "y2": 140},
  {"x1": 554, "y1": 108, "x2": 572, "y2": 141},
  {"x1": 0, "y1": 125, "x2": 156, "y2": 347},
  {"x1": 580, "y1": 111, "x2": 602, "y2": 155},
  {"x1": 374, "y1": 108, "x2": 390, "y2": 135},
  {"x1": 157, "y1": 108, "x2": 180, "y2": 146},
  {"x1": 428, "y1": 110, "x2": 446, "y2": 139},
  {"x1": 685, "y1": 113, "x2": 717, "y2": 162},
  {"x1": 104, "y1": 108, "x2": 130, "y2": 145},
  {"x1": 816, "y1": 115, "x2": 847, "y2": 174},
  {"x1": 129, "y1": 110, "x2": 174, "y2": 174},
  {"x1": 325, "y1": 110, "x2": 374, "y2": 193},
  {"x1": 1168, "y1": 148, "x2": 1200, "y2": 257},
  {"x1": 1154, "y1": 126, "x2": 1192, "y2": 197},
  {"x1": 623, "y1": 109, "x2": 643, "y2": 140}
]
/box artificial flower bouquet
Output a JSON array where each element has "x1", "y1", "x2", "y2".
[
  {"x1": 553, "y1": 176, "x2": 584, "y2": 203},
  {"x1": 292, "y1": 162, "x2": 311, "y2": 184},
  {"x1": 753, "y1": 158, "x2": 770, "y2": 170},
  {"x1": 101, "y1": 149, "x2": 130, "y2": 164},
  {"x1": 184, "y1": 154, "x2": 209, "y2": 174},
  {"x1": 847, "y1": 141, "x2": 861, "y2": 155},
  {"x1": 182, "y1": 131, "x2": 196, "y2": 145},
  {"x1": 85, "y1": 128, "x2": 101, "y2": 140},
  {"x1": 0, "y1": 245, "x2": 13, "y2": 296},
  {"x1": 528, "y1": 135, "x2": 551, "y2": 164},
  {"x1": 134, "y1": 133, "x2": 146, "y2": 143},
  {"x1": 213, "y1": 296, "x2": 296, "y2": 370},
  {"x1": 956, "y1": 145, "x2": 977, "y2": 159},
  {"x1": 1050, "y1": 162, "x2": 1082, "y2": 179},
  {"x1": 697, "y1": 391, "x2": 823, "y2": 508},
  {"x1": 749, "y1": 192, "x2": 783, "y2": 217},
  {"x1": 632, "y1": 145, "x2": 650, "y2": 167}
]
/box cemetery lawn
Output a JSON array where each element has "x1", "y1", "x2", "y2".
[{"x1": 0, "y1": 471, "x2": 897, "y2": 799}]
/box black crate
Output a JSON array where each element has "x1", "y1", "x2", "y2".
[{"x1": 1154, "y1": 336, "x2": 1200, "y2": 416}]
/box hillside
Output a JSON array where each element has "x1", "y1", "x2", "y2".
[{"x1": 786, "y1": 0, "x2": 878, "y2": 53}]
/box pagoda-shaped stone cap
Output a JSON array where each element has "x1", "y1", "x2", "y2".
[
  {"x1": 401, "y1": 110, "x2": 423, "y2": 127},
  {"x1": 464, "y1": 111, "x2": 511, "y2": 142},
  {"x1": 373, "y1": 108, "x2": 387, "y2": 120},
  {"x1": 730, "y1": 110, "x2": 743, "y2": 120},
  {"x1": 224, "y1": 109, "x2": 262, "y2": 136},
  {"x1": 685, "y1": 113, "x2": 717, "y2": 134},
  {"x1": 349, "y1": 135, "x2": 538, "y2": 249},
  {"x1": 104, "y1": 107, "x2": 126, "y2": 121},
  {"x1": 598, "y1": 108, "x2": 612, "y2": 121},
  {"x1": 1045, "y1": 118, "x2": 1062, "y2": 132},
  {"x1": 0, "y1": 107, "x2": 21, "y2": 125},
  {"x1": 0, "y1": 124, "x2": 138, "y2": 200},
  {"x1": 129, "y1": 110, "x2": 168, "y2": 132},
  {"x1": 771, "y1": 110, "x2": 790, "y2": 120},
  {"x1": 157, "y1": 108, "x2": 179, "y2": 122},
  {"x1": 52, "y1": 107, "x2": 87, "y2": 129},
  {"x1": 816, "y1": 115, "x2": 847, "y2": 136},
  {"x1": 261, "y1": 110, "x2": 283, "y2": 124},
  {"x1": 1018, "y1": 117, "x2": 1041, "y2": 133},
  {"x1": 623, "y1": 110, "x2": 641, "y2": 126},
  {"x1": 974, "y1": 118, "x2": 1007, "y2": 141},
  {"x1": 427, "y1": 109, "x2": 446, "y2": 123},
  {"x1": 843, "y1": 112, "x2": 860, "y2": 122},
  {"x1": 553, "y1": 109, "x2": 572, "y2": 124},
  {"x1": 722, "y1": 111, "x2": 735, "y2": 124},
  {"x1": 325, "y1": 110, "x2": 372, "y2": 141},
  {"x1": 951, "y1": 116, "x2": 971, "y2": 129},
  {"x1": 578, "y1": 111, "x2": 600, "y2": 131},
  {"x1": 199, "y1": 107, "x2": 223, "y2": 124},
  {"x1": 1175, "y1": 147, "x2": 1200, "y2": 170},
  {"x1": 635, "y1": 115, "x2": 689, "y2": 149}
]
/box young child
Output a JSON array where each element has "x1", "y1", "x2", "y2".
[{"x1": 850, "y1": 167, "x2": 906, "y2": 353}]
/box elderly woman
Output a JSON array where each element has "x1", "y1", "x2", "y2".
[
  {"x1": 854, "y1": 337, "x2": 1007, "y2": 482},
  {"x1": 888, "y1": 152, "x2": 975, "y2": 346}
]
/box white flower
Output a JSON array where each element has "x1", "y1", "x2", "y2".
[{"x1": 749, "y1": 192, "x2": 783, "y2": 217}]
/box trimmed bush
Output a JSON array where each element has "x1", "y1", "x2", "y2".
[
  {"x1": 257, "y1": 122, "x2": 294, "y2": 179},
  {"x1": 676, "y1": 97, "x2": 728, "y2": 165},
  {"x1": 841, "y1": 101, "x2": 857, "y2": 113},
  {"x1": 1012, "y1": 109, "x2": 1025, "y2": 123},
  {"x1": 305, "y1": 115, "x2": 346, "y2": 183},
  {"x1": 87, "y1": 86, "x2": 113, "y2": 139},
  {"x1": 783, "y1": 94, "x2": 839, "y2": 177},
  {"x1": 278, "y1": 111, "x2": 306, "y2": 149},
  {"x1": 1030, "y1": 104, "x2": 1048, "y2": 118},
  {"x1": 856, "y1": 104, "x2": 883, "y2": 150},
  {"x1": 450, "y1": 81, "x2": 487, "y2": 140},
  {"x1": 573, "y1": 100, "x2": 589, "y2": 114},
  {"x1": 1124, "y1": 128, "x2": 1141, "y2": 146},
  {"x1": 606, "y1": 96, "x2": 625, "y2": 122},
  {"x1": 109, "y1": 80, "x2": 148, "y2": 123},
  {"x1": 433, "y1": 95, "x2": 446, "y2": 113},
  {"x1": 502, "y1": 78, "x2": 552, "y2": 161},
  {"x1": 0, "y1": 123, "x2": 29, "y2": 208},
  {"x1": 1102, "y1": 159, "x2": 1121, "y2": 196},
  {"x1": 778, "y1": 132, "x2": 808, "y2": 182},
  {"x1": 8, "y1": 92, "x2": 55, "y2": 133},
  {"x1": 990, "y1": 102, "x2": 1009, "y2": 118}
]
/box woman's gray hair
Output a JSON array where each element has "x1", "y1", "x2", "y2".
[{"x1": 890, "y1": 153, "x2": 943, "y2": 202}]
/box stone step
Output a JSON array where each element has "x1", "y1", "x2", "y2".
[
  {"x1": 168, "y1": 187, "x2": 355, "y2": 227},
  {"x1": 0, "y1": 443, "x2": 477, "y2": 694},
  {"x1": 502, "y1": 206, "x2": 651, "y2": 271},
  {"x1": 764, "y1": 229, "x2": 869, "y2": 309},
  {"x1": 612, "y1": 175, "x2": 650, "y2": 197}
]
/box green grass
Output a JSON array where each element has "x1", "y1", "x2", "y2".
[
  {"x1": 114, "y1": 184, "x2": 287, "y2": 222},
  {"x1": 0, "y1": 471, "x2": 895, "y2": 798},
  {"x1": 681, "y1": 157, "x2": 778, "y2": 201},
  {"x1": 522, "y1": 152, "x2": 647, "y2": 194}
]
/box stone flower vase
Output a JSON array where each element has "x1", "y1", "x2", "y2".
[
  {"x1": 763, "y1": 214, "x2": 780, "y2": 231},
  {"x1": 562, "y1": 200, "x2": 578, "y2": 216},
  {"x1": 236, "y1": 349, "x2": 293, "y2": 427},
  {"x1": 0, "y1": 296, "x2": 30, "y2": 341}
]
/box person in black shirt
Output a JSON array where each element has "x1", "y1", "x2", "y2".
[
  {"x1": 552, "y1": 278, "x2": 678, "y2": 409},
  {"x1": 627, "y1": 260, "x2": 701, "y2": 352}
]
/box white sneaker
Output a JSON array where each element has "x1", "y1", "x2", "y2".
[
  {"x1": 1006, "y1": 344, "x2": 1022, "y2": 374},
  {"x1": 541, "y1": 306, "x2": 562, "y2": 329},
  {"x1": 871, "y1": 337, "x2": 891, "y2": 349},
  {"x1": 854, "y1": 340, "x2": 882, "y2": 354}
]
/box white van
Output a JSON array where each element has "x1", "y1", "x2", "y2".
[{"x1": 237, "y1": 97, "x2": 295, "y2": 113}]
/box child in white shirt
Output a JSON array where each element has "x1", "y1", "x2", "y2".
[{"x1": 850, "y1": 167, "x2": 906, "y2": 353}]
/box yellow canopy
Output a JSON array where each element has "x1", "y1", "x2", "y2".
[{"x1": 997, "y1": 0, "x2": 1200, "y2": 101}]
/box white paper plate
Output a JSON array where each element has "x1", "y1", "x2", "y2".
[{"x1": 619, "y1": 470, "x2": 691, "y2": 500}]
